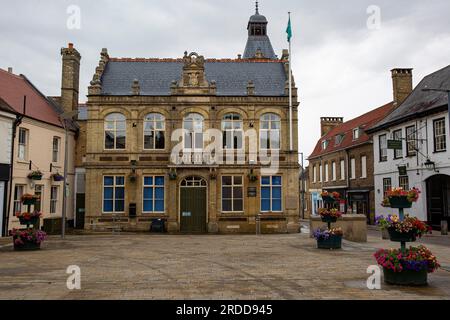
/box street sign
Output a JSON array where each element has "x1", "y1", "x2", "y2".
[
  {"x1": 388, "y1": 140, "x2": 403, "y2": 150},
  {"x1": 398, "y1": 166, "x2": 407, "y2": 176}
]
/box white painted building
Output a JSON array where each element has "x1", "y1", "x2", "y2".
[
  {"x1": 0, "y1": 99, "x2": 16, "y2": 236},
  {"x1": 368, "y1": 66, "x2": 450, "y2": 229}
]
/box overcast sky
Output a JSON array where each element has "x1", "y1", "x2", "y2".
[{"x1": 1, "y1": 0, "x2": 450, "y2": 162}]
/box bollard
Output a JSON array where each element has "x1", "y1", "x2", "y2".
[{"x1": 441, "y1": 220, "x2": 448, "y2": 236}]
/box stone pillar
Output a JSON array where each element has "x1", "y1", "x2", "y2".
[
  {"x1": 208, "y1": 175, "x2": 218, "y2": 233},
  {"x1": 167, "y1": 178, "x2": 179, "y2": 232}
]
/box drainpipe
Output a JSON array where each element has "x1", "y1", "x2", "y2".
[{"x1": 4, "y1": 114, "x2": 23, "y2": 236}]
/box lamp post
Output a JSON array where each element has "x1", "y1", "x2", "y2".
[{"x1": 59, "y1": 110, "x2": 78, "y2": 239}]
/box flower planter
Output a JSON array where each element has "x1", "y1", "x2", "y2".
[
  {"x1": 23, "y1": 199, "x2": 37, "y2": 206},
  {"x1": 18, "y1": 216, "x2": 39, "y2": 226},
  {"x1": 13, "y1": 240, "x2": 41, "y2": 251},
  {"x1": 388, "y1": 227, "x2": 416, "y2": 242},
  {"x1": 29, "y1": 175, "x2": 43, "y2": 181},
  {"x1": 321, "y1": 216, "x2": 338, "y2": 223},
  {"x1": 383, "y1": 267, "x2": 427, "y2": 286},
  {"x1": 322, "y1": 196, "x2": 336, "y2": 204},
  {"x1": 317, "y1": 235, "x2": 342, "y2": 249},
  {"x1": 388, "y1": 196, "x2": 412, "y2": 209},
  {"x1": 52, "y1": 175, "x2": 64, "y2": 182}
]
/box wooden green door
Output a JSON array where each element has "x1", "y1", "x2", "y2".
[{"x1": 180, "y1": 187, "x2": 207, "y2": 233}]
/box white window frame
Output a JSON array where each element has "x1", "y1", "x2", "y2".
[
  {"x1": 221, "y1": 175, "x2": 244, "y2": 213},
  {"x1": 142, "y1": 176, "x2": 165, "y2": 213},
  {"x1": 361, "y1": 156, "x2": 367, "y2": 179},
  {"x1": 353, "y1": 128, "x2": 360, "y2": 140},
  {"x1": 260, "y1": 113, "x2": 281, "y2": 151},
  {"x1": 324, "y1": 163, "x2": 329, "y2": 182},
  {"x1": 350, "y1": 158, "x2": 356, "y2": 180},
  {"x1": 379, "y1": 134, "x2": 388, "y2": 162},
  {"x1": 399, "y1": 176, "x2": 409, "y2": 190},
  {"x1": 383, "y1": 178, "x2": 392, "y2": 197},
  {"x1": 18, "y1": 128, "x2": 28, "y2": 161},
  {"x1": 313, "y1": 165, "x2": 317, "y2": 183},
  {"x1": 13, "y1": 185, "x2": 24, "y2": 214},
  {"x1": 143, "y1": 113, "x2": 165, "y2": 150},
  {"x1": 50, "y1": 186, "x2": 58, "y2": 214},
  {"x1": 183, "y1": 113, "x2": 204, "y2": 151},
  {"x1": 332, "y1": 161, "x2": 336, "y2": 181},
  {"x1": 319, "y1": 165, "x2": 323, "y2": 182},
  {"x1": 433, "y1": 118, "x2": 446, "y2": 152},
  {"x1": 34, "y1": 185, "x2": 44, "y2": 212},
  {"x1": 102, "y1": 176, "x2": 125, "y2": 213},
  {"x1": 406, "y1": 125, "x2": 417, "y2": 156},
  {"x1": 393, "y1": 129, "x2": 403, "y2": 159},
  {"x1": 222, "y1": 114, "x2": 244, "y2": 150},
  {"x1": 340, "y1": 160, "x2": 345, "y2": 180},
  {"x1": 52, "y1": 136, "x2": 60, "y2": 163}
]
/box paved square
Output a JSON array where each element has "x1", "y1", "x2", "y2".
[{"x1": 0, "y1": 231, "x2": 449, "y2": 300}]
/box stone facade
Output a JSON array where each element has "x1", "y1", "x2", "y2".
[{"x1": 79, "y1": 7, "x2": 300, "y2": 234}]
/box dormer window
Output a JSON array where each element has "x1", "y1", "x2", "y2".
[
  {"x1": 353, "y1": 128, "x2": 360, "y2": 140},
  {"x1": 335, "y1": 134, "x2": 344, "y2": 146},
  {"x1": 322, "y1": 140, "x2": 329, "y2": 150}
]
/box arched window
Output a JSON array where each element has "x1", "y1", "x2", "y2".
[
  {"x1": 183, "y1": 113, "x2": 204, "y2": 150},
  {"x1": 104, "y1": 113, "x2": 126, "y2": 150},
  {"x1": 144, "y1": 113, "x2": 165, "y2": 150},
  {"x1": 222, "y1": 113, "x2": 243, "y2": 150},
  {"x1": 260, "y1": 113, "x2": 280, "y2": 150}
]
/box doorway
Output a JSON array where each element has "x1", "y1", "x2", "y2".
[
  {"x1": 426, "y1": 174, "x2": 450, "y2": 230},
  {"x1": 179, "y1": 176, "x2": 207, "y2": 233}
]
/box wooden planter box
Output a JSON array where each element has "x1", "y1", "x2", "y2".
[
  {"x1": 383, "y1": 268, "x2": 427, "y2": 286},
  {"x1": 388, "y1": 196, "x2": 412, "y2": 209},
  {"x1": 388, "y1": 228, "x2": 416, "y2": 242},
  {"x1": 317, "y1": 235, "x2": 342, "y2": 249}
]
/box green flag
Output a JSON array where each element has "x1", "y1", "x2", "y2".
[{"x1": 286, "y1": 16, "x2": 292, "y2": 42}]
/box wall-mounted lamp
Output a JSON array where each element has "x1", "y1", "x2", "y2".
[{"x1": 424, "y1": 158, "x2": 439, "y2": 173}]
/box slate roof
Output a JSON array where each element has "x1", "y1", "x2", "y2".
[
  {"x1": 368, "y1": 65, "x2": 450, "y2": 133},
  {"x1": 309, "y1": 102, "x2": 395, "y2": 159},
  {"x1": 100, "y1": 59, "x2": 287, "y2": 96},
  {"x1": 0, "y1": 68, "x2": 64, "y2": 128},
  {"x1": 243, "y1": 35, "x2": 277, "y2": 60}
]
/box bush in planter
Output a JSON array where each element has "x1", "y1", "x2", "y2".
[
  {"x1": 318, "y1": 208, "x2": 342, "y2": 223},
  {"x1": 376, "y1": 214, "x2": 431, "y2": 242},
  {"x1": 374, "y1": 246, "x2": 440, "y2": 285},
  {"x1": 28, "y1": 170, "x2": 43, "y2": 180},
  {"x1": 10, "y1": 228, "x2": 47, "y2": 251}
]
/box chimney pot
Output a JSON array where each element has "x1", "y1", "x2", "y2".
[
  {"x1": 68, "y1": 43, "x2": 74, "y2": 49},
  {"x1": 7, "y1": 67, "x2": 13, "y2": 73}
]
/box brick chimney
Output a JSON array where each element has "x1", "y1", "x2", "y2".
[
  {"x1": 320, "y1": 117, "x2": 344, "y2": 136},
  {"x1": 60, "y1": 43, "x2": 81, "y2": 113},
  {"x1": 391, "y1": 68, "x2": 413, "y2": 107}
]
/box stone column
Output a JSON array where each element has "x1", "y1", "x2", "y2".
[
  {"x1": 167, "y1": 178, "x2": 179, "y2": 232},
  {"x1": 208, "y1": 175, "x2": 219, "y2": 233}
]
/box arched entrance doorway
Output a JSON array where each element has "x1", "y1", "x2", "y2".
[
  {"x1": 426, "y1": 174, "x2": 450, "y2": 230},
  {"x1": 179, "y1": 176, "x2": 207, "y2": 233}
]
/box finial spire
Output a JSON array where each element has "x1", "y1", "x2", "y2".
[{"x1": 255, "y1": 1, "x2": 259, "y2": 14}]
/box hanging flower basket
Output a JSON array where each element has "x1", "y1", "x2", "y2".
[
  {"x1": 28, "y1": 170, "x2": 43, "y2": 181},
  {"x1": 388, "y1": 196, "x2": 412, "y2": 209},
  {"x1": 388, "y1": 227, "x2": 417, "y2": 242},
  {"x1": 52, "y1": 173, "x2": 64, "y2": 182},
  {"x1": 374, "y1": 246, "x2": 439, "y2": 286},
  {"x1": 319, "y1": 208, "x2": 342, "y2": 223},
  {"x1": 11, "y1": 229, "x2": 47, "y2": 251},
  {"x1": 16, "y1": 211, "x2": 42, "y2": 226}
]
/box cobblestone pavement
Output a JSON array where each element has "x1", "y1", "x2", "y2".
[{"x1": 0, "y1": 231, "x2": 449, "y2": 300}]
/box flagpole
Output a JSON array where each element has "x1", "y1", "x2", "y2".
[{"x1": 288, "y1": 12, "x2": 293, "y2": 152}]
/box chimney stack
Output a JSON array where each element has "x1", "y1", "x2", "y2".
[
  {"x1": 320, "y1": 117, "x2": 344, "y2": 137},
  {"x1": 391, "y1": 68, "x2": 413, "y2": 107},
  {"x1": 60, "y1": 43, "x2": 81, "y2": 113},
  {"x1": 7, "y1": 67, "x2": 13, "y2": 73}
]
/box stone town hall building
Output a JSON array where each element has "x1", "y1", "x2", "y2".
[{"x1": 71, "y1": 5, "x2": 300, "y2": 233}]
